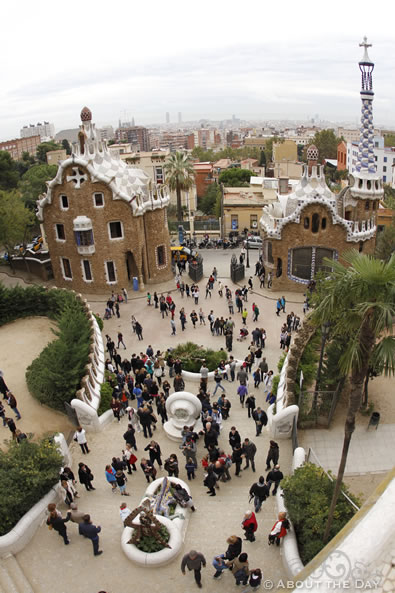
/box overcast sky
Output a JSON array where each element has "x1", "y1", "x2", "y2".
[{"x1": 1, "y1": 0, "x2": 394, "y2": 141}]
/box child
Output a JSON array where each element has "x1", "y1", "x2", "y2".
[
  {"x1": 147, "y1": 292, "x2": 152, "y2": 306},
  {"x1": 249, "y1": 568, "x2": 262, "y2": 590},
  {"x1": 115, "y1": 470, "x2": 130, "y2": 496},
  {"x1": 185, "y1": 457, "x2": 197, "y2": 480}
]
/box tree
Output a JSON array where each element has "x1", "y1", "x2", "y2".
[
  {"x1": 0, "y1": 151, "x2": 19, "y2": 191},
  {"x1": 218, "y1": 168, "x2": 256, "y2": 187},
  {"x1": 0, "y1": 190, "x2": 35, "y2": 262},
  {"x1": 15, "y1": 151, "x2": 36, "y2": 177},
  {"x1": 61, "y1": 139, "x2": 72, "y2": 155},
  {"x1": 164, "y1": 152, "x2": 195, "y2": 221},
  {"x1": 312, "y1": 250, "x2": 395, "y2": 543},
  {"x1": 36, "y1": 141, "x2": 62, "y2": 164},
  {"x1": 19, "y1": 164, "x2": 57, "y2": 209},
  {"x1": 375, "y1": 220, "x2": 395, "y2": 261},
  {"x1": 384, "y1": 134, "x2": 395, "y2": 148},
  {"x1": 309, "y1": 129, "x2": 341, "y2": 161},
  {"x1": 383, "y1": 183, "x2": 395, "y2": 209},
  {"x1": 199, "y1": 183, "x2": 221, "y2": 215}
]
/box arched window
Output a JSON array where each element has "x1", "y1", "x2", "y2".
[
  {"x1": 276, "y1": 258, "x2": 282, "y2": 278},
  {"x1": 365, "y1": 200, "x2": 370, "y2": 210},
  {"x1": 321, "y1": 217, "x2": 327, "y2": 230},
  {"x1": 359, "y1": 241, "x2": 364, "y2": 253},
  {"x1": 304, "y1": 217, "x2": 310, "y2": 229},
  {"x1": 312, "y1": 213, "x2": 320, "y2": 233},
  {"x1": 367, "y1": 180, "x2": 371, "y2": 190}
]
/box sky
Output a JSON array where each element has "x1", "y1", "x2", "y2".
[{"x1": 1, "y1": 0, "x2": 395, "y2": 141}]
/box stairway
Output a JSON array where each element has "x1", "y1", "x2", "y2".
[{"x1": 0, "y1": 555, "x2": 35, "y2": 593}]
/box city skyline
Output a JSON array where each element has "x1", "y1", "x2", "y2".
[{"x1": 1, "y1": 0, "x2": 394, "y2": 141}]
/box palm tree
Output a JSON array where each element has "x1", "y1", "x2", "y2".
[
  {"x1": 164, "y1": 152, "x2": 195, "y2": 221},
  {"x1": 312, "y1": 250, "x2": 395, "y2": 543}
]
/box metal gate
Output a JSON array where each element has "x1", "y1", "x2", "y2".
[{"x1": 64, "y1": 402, "x2": 80, "y2": 427}]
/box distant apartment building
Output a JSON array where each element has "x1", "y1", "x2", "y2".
[
  {"x1": 0, "y1": 135, "x2": 41, "y2": 160},
  {"x1": 159, "y1": 131, "x2": 194, "y2": 151},
  {"x1": 99, "y1": 125, "x2": 115, "y2": 141},
  {"x1": 20, "y1": 121, "x2": 55, "y2": 140},
  {"x1": 272, "y1": 139, "x2": 297, "y2": 162},
  {"x1": 347, "y1": 137, "x2": 395, "y2": 183},
  {"x1": 115, "y1": 126, "x2": 150, "y2": 152},
  {"x1": 193, "y1": 162, "x2": 214, "y2": 198},
  {"x1": 46, "y1": 149, "x2": 67, "y2": 166},
  {"x1": 337, "y1": 141, "x2": 347, "y2": 171},
  {"x1": 244, "y1": 137, "x2": 269, "y2": 151}
]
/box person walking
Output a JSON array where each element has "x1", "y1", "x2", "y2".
[
  {"x1": 242, "y1": 308, "x2": 248, "y2": 325},
  {"x1": 122, "y1": 287, "x2": 128, "y2": 303},
  {"x1": 140, "y1": 458, "x2": 157, "y2": 482},
  {"x1": 252, "y1": 407, "x2": 268, "y2": 436},
  {"x1": 213, "y1": 370, "x2": 225, "y2": 395},
  {"x1": 249, "y1": 476, "x2": 270, "y2": 513},
  {"x1": 68, "y1": 503, "x2": 86, "y2": 525},
  {"x1": 266, "y1": 440, "x2": 280, "y2": 470},
  {"x1": 144, "y1": 440, "x2": 162, "y2": 468},
  {"x1": 266, "y1": 465, "x2": 284, "y2": 495},
  {"x1": 237, "y1": 383, "x2": 248, "y2": 407},
  {"x1": 228, "y1": 552, "x2": 250, "y2": 586},
  {"x1": 232, "y1": 443, "x2": 243, "y2": 477},
  {"x1": 78, "y1": 462, "x2": 95, "y2": 491},
  {"x1": 105, "y1": 465, "x2": 118, "y2": 492},
  {"x1": 0, "y1": 371, "x2": 9, "y2": 399},
  {"x1": 115, "y1": 469, "x2": 130, "y2": 496},
  {"x1": 242, "y1": 438, "x2": 257, "y2": 472},
  {"x1": 47, "y1": 508, "x2": 71, "y2": 545},
  {"x1": 117, "y1": 332, "x2": 126, "y2": 349},
  {"x1": 280, "y1": 295, "x2": 286, "y2": 313},
  {"x1": 181, "y1": 550, "x2": 206, "y2": 589},
  {"x1": 6, "y1": 417, "x2": 17, "y2": 439},
  {"x1": 135, "y1": 321, "x2": 143, "y2": 341},
  {"x1": 245, "y1": 394, "x2": 256, "y2": 418},
  {"x1": 212, "y1": 554, "x2": 228, "y2": 579},
  {"x1": 6, "y1": 392, "x2": 21, "y2": 420},
  {"x1": 78, "y1": 515, "x2": 103, "y2": 556},
  {"x1": 242, "y1": 511, "x2": 258, "y2": 542},
  {"x1": 123, "y1": 423, "x2": 137, "y2": 451},
  {"x1": 123, "y1": 444, "x2": 138, "y2": 473},
  {"x1": 0, "y1": 401, "x2": 6, "y2": 426},
  {"x1": 224, "y1": 535, "x2": 242, "y2": 561},
  {"x1": 170, "y1": 318, "x2": 176, "y2": 335},
  {"x1": 74, "y1": 427, "x2": 90, "y2": 454}
]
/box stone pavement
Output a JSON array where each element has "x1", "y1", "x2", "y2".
[
  {"x1": 15, "y1": 267, "x2": 302, "y2": 593},
  {"x1": 299, "y1": 423, "x2": 395, "y2": 476}
]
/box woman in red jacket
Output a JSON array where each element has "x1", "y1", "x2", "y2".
[
  {"x1": 242, "y1": 510, "x2": 258, "y2": 542},
  {"x1": 269, "y1": 512, "x2": 289, "y2": 545}
]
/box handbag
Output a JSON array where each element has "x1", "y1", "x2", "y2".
[{"x1": 88, "y1": 473, "x2": 94, "y2": 481}]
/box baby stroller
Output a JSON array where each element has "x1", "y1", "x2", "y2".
[{"x1": 237, "y1": 328, "x2": 249, "y2": 342}]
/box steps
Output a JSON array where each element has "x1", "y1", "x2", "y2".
[{"x1": 0, "y1": 555, "x2": 34, "y2": 593}]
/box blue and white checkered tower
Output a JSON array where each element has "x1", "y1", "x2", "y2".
[{"x1": 355, "y1": 37, "x2": 375, "y2": 175}]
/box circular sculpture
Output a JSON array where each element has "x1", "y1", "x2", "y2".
[
  {"x1": 164, "y1": 391, "x2": 202, "y2": 442},
  {"x1": 80, "y1": 106, "x2": 92, "y2": 122}
]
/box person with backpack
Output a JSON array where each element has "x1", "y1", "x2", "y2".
[
  {"x1": 266, "y1": 465, "x2": 284, "y2": 495},
  {"x1": 266, "y1": 440, "x2": 280, "y2": 470},
  {"x1": 249, "y1": 476, "x2": 270, "y2": 513},
  {"x1": 268, "y1": 512, "x2": 290, "y2": 546},
  {"x1": 6, "y1": 392, "x2": 21, "y2": 420}
]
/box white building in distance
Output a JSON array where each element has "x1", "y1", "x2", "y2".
[{"x1": 20, "y1": 122, "x2": 55, "y2": 141}]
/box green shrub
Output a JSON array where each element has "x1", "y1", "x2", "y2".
[
  {"x1": 294, "y1": 333, "x2": 320, "y2": 399},
  {"x1": 26, "y1": 299, "x2": 91, "y2": 411},
  {"x1": 282, "y1": 463, "x2": 360, "y2": 564},
  {"x1": 0, "y1": 437, "x2": 63, "y2": 536},
  {"x1": 271, "y1": 375, "x2": 280, "y2": 397},
  {"x1": 98, "y1": 380, "x2": 113, "y2": 415},
  {"x1": 171, "y1": 342, "x2": 226, "y2": 372},
  {"x1": 134, "y1": 525, "x2": 170, "y2": 553},
  {"x1": 93, "y1": 313, "x2": 104, "y2": 331},
  {"x1": 277, "y1": 352, "x2": 287, "y2": 373}
]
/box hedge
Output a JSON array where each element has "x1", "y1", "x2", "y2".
[
  {"x1": 0, "y1": 437, "x2": 63, "y2": 536},
  {"x1": 170, "y1": 342, "x2": 226, "y2": 372},
  {"x1": 282, "y1": 463, "x2": 360, "y2": 564},
  {"x1": 0, "y1": 283, "x2": 91, "y2": 411}
]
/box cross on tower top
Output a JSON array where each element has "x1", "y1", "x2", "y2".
[{"x1": 359, "y1": 36, "x2": 373, "y2": 64}]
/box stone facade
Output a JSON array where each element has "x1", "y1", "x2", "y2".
[{"x1": 37, "y1": 108, "x2": 172, "y2": 293}]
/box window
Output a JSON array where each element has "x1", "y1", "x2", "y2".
[
  {"x1": 56, "y1": 224, "x2": 65, "y2": 241},
  {"x1": 155, "y1": 167, "x2": 164, "y2": 184},
  {"x1": 365, "y1": 201, "x2": 370, "y2": 210},
  {"x1": 109, "y1": 221, "x2": 123, "y2": 239},
  {"x1": 384, "y1": 157, "x2": 387, "y2": 162},
  {"x1": 60, "y1": 194, "x2": 68, "y2": 209},
  {"x1": 291, "y1": 247, "x2": 312, "y2": 280},
  {"x1": 75, "y1": 229, "x2": 94, "y2": 246},
  {"x1": 231, "y1": 215, "x2": 238, "y2": 230},
  {"x1": 61, "y1": 258, "x2": 72, "y2": 279},
  {"x1": 93, "y1": 192, "x2": 104, "y2": 207},
  {"x1": 157, "y1": 245, "x2": 166, "y2": 266},
  {"x1": 311, "y1": 213, "x2": 320, "y2": 233},
  {"x1": 315, "y1": 248, "x2": 335, "y2": 275},
  {"x1": 373, "y1": 201, "x2": 377, "y2": 211},
  {"x1": 106, "y1": 261, "x2": 116, "y2": 283},
  {"x1": 276, "y1": 258, "x2": 282, "y2": 278},
  {"x1": 383, "y1": 166, "x2": 387, "y2": 172},
  {"x1": 290, "y1": 247, "x2": 335, "y2": 283},
  {"x1": 82, "y1": 260, "x2": 93, "y2": 281},
  {"x1": 384, "y1": 176, "x2": 387, "y2": 182},
  {"x1": 250, "y1": 214, "x2": 258, "y2": 229},
  {"x1": 321, "y1": 217, "x2": 327, "y2": 230},
  {"x1": 359, "y1": 241, "x2": 364, "y2": 253},
  {"x1": 304, "y1": 217, "x2": 310, "y2": 229}
]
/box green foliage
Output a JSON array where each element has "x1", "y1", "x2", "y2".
[
  {"x1": 320, "y1": 337, "x2": 347, "y2": 390},
  {"x1": 36, "y1": 141, "x2": 62, "y2": 164},
  {"x1": 164, "y1": 152, "x2": 195, "y2": 220},
  {"x1": 171, "y1": 342, "x2": 225, "y2": 372},
  {"x1": 0, "y1": 190, "x2": 35, "y2": 257},
  {"x1": 263, "y1": 136, "x2": 283, "y2": 165},
  {"x1": 134, "y1": 525, "x2": 170, "y2": 552},
  {"x1": 308, "y1": 129, "x2": 341, "y2": 161},
  {"x1": 282, "y1": 463, "x2": 359, "y2": 564},
  {"x1": 61, "y1": 139, "x2": 72, "y2": 155},
  {"x1": 199, "y1": 183, "x2": 221, "y2": 215},
  {"x1": 0, "y1": 437, "x2": 63, "y2": 536},
  {"x1": 192, "y1": 145, "x2": 260, "y2": 163},
  {"x1": 383, "y1": 184, "x2": 395, "y2": 210},
  {"x1": 277, "y1": 352, "x2": 287, "y2": 373},
  {"x1": 218, "y1": 168, "x2": 256, "y2": 187},
  {"x1": 19, "y1": 164, "x2": 57, "y2": 209},
  {"x1": 0, "y1": 151, "x2": 19, "y2": 191},
  {"x1": 93, "y1": 313, "x2": 104, "y2": 331},
  {"x1": 98, "y1": 380, "x2": 113, "y2": 415},
  {"x1": 26, "y1": 300, "x2": 91, "y2": 410},
  {"x1": 271, "y1": 375, "x2": 280, "y2": 397},
  {"x1": 384, "y1": 134, "x2": 395, "y2": 148},
  {"x1": 295, "y1": 333, "x2": 320, "y2": 398},
  {"x1": 375, "y1": 221, "x2": 395, "y2": 262}
]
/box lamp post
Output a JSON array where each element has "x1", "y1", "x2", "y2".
[{"x1": 246, "y1": 237, "x2": 250, "y2": 268}]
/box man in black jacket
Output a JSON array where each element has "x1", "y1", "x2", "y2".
[
  {"x1": 252, "y1": 407, "x2": 268, "y2": 436},
  {"x1": 249, "y1": 476, "x2": 270, "y2": 513},
  {"x1": 242, "y1": 438, "x2": 257, "y2": 472},
  {"x1": 228, "y1": 426, "x2": 241, "y2": 450},
  {"x1": 266, "y1": 465, "x2": 284, "y2": 495},
  {"x1": 78, "y1": 514, "x2": 103, "y2": 556},
  {"x1": 123, "y1": 424, "x2": 137, "y2": 451}
]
